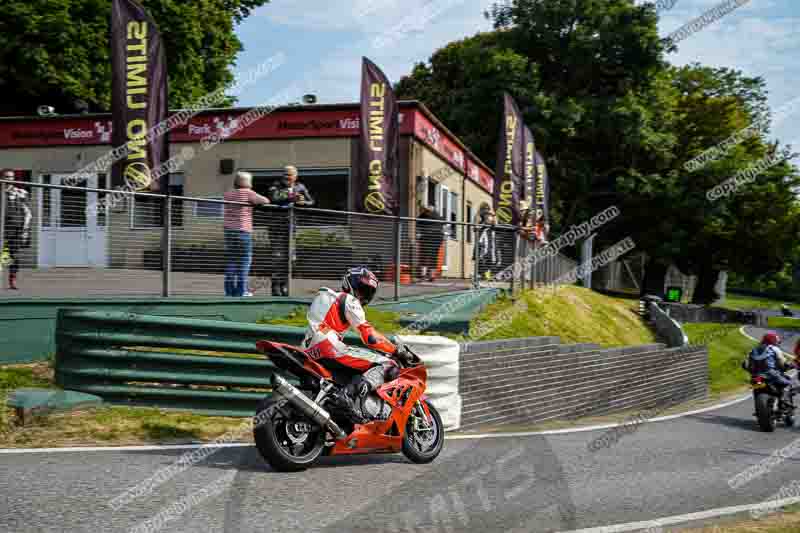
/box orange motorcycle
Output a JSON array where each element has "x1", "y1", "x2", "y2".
[{"x1": 253, "y1": 340, "x2": 444, "y2": 471}]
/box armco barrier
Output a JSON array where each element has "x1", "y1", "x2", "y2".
[
  {"x1": 55, "y1": 309, "x2": 296, "y2": 417},
  {"x1": 55, "y1": 310, "x2": 461, "y2": 425},
  {"x1": 650, "y1": 302, "x2": 689, "y2": 347},
  {"x1": 459, "y1": 337, "x2": 708, "y2": 429}
]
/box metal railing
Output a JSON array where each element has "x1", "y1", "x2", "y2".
[{"x1": 0, "y1": 179, "x2": 578, "y2": 300}]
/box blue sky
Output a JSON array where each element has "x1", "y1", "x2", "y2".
[{"x1": 233, "y1": 0, "x2": 800, "y2": 148}]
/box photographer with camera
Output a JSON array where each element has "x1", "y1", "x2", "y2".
[{"x1": 267, "y1": 165, "x2": 315, "y2": 296}]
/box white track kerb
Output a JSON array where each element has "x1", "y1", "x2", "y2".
[{"x1": 396, "y1": 335, "x2": 461, "y2": 430}]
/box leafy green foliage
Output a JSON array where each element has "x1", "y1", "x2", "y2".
[
  {"x1": 0, "y1": 0, "x2": 270, "y2": 115},
  {"x1": 396, "y1": 0, "x2": 800, "y2": 293}
]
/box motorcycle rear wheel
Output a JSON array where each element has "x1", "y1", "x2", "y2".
[
  {"x1": 402, "y1": 400, "x2": 445, "y2": 464},
  {"x1": 254, "y1": 396, "x2": 325, "y2": 472},
  {"x1": 755, "y1": 392, "x2": 776, "y2": 432}
]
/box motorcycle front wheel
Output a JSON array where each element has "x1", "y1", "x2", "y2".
[
  {"x1": 253, "y1": 396, "x2": 325, "y2": 472},
  {"x1": 402, "y1": 399, "x2": 445, "y2": 464},
  {"x1": 754, "y1": 392, "x2": 776, "y2": 432}
]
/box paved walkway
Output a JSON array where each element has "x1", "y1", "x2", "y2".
[{"x1": 0, "y1": 268, "x2": 478, "y2": 299}]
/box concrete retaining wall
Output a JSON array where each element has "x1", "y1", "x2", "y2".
[{"x1": 458, "y1": 337, "x2": 708, "y2": 430}]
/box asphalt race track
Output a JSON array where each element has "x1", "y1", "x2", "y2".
[{"x1": 5, "y1": 396, "x2": 800, "y2": 532}]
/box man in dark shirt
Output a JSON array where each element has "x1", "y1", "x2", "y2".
[
  {"x1": 267, "y1": 166, "x2": 315, "y2": 296},
  {"x1": 477, "y1": 207, "x2": 502, "y2": 282},
  {"x1": 417, "y1": 205, "x2": 445, "y2": 282},
  {"x1": 2, "y1": 170, "x2": 31, "y2": 290}
]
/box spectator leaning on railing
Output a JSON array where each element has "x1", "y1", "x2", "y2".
[
  {"x1": 267, "y1": 165, "x2": 314, "y2": 296},
  {"x1": 223, "y1": 171, "x2": 270, "y2": 297}
]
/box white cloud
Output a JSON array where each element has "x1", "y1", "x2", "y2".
[
  {"x1": 253, "y1": 0, "x2": 494, "y2": 104},
  {"x1": 255, "y1": 0, "x2": 482, "y2": 33},
  {"x1": 242, "y1": 0, "x2": 799, "y2": 148}
]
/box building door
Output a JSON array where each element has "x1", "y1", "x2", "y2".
[{"x1": 37, "y1": 174, "x2": 108, "y2": 267}]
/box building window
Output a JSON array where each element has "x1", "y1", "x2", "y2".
[
  {"x1": 60, "y1": 177, "x2": 88, "y2": 228},
  {"x1": 466, "y1": 201, "x2": 473, "y2": 243},
  {"x1": 436, "y1": 187, "x2": 458, "y2": 240},
  {"x1": 97, "y1": 173, "x2": 107, "y2": 227},
  {"x1": 41, "y1": 175, "x2": 52, "y2": 228},
  {"x1": 449, "y1": 191, "x2": 458, "y2": 241},
  {"x1": 131, "y1": 173, "x2": 184, "y2": 228},
  {"x1": 427, "y1": 180, "x2": 438, "y2": 210}
]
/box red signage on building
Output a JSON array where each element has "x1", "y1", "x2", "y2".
[
  {"x1": 0, "y1": 106, "x2": 492, "y2": 193},
  {"x1": 467, "y1": 159, "x2": 494, "y2": 194},
  {"x1": 412, "y1": 112, "x2": 465, "y2": 172},
  {"x1": 0, "y1": 118, "x2": 114, "y2": 147}
]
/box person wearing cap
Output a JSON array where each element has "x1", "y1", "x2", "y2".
[
  {"x1": 2, "y1": 169, "x2": 31, "y2": 290},
  {"x1": 267, "y1": 165, "x2": 315, "y2": 296},
  {"x1": 223, "y1": 171, "x2": 270, "y2": 297}
]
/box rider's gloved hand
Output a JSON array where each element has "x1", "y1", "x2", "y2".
[{"x1": 394, "y1": 344, "x2": 414, "y2": 363}]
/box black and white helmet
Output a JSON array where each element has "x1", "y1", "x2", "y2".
[{"x1": 342, "y1": 267, "x2": 379, "y2": 306}]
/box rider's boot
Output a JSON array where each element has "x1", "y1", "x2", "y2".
[
  {"x1": 781, "y1": 387, "x2": 795, "y2": 409},
  {"x1": 331, "y1": 387, "x2": 367, "y2": 425}
]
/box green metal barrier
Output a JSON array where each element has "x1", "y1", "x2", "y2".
[
  {"x1": 54, "y1": 309, "x2": 351, "y2": 417},
  {"x1": 53, "y1": 289, "x2": 500, "y2": 417}
]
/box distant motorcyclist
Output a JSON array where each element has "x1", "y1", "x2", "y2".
[
  {"x1": 745, "y1": 332, "x2": 798, "y2": 405},
  {"x1": 303, "y1": 267, "x2": 411, "y2": 423},
  {"x1": 782, "y1": 304, "x2": 794, "y2": 318}
]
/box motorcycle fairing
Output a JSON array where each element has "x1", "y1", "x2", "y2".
[{"x1": 328, "y1": 365, "x2": 428, "y2": 456}]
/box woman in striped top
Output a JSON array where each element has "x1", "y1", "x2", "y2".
[{"x1": 223, "y1": 171, "x2": 270, "y2": 296}]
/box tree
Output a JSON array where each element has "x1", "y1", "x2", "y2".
[
  {"x1": 0, "y1": 0, "x2": 269, "y2": 115},
  {"x1": 396, "y1": 0, "x2": 669, "y2": 232},
  {"x1": 396, "y1": 0, "x2": 800, "y2": 302},
  {"x1": 617, "y1": 65, "x2": 800, "y2": 303}
]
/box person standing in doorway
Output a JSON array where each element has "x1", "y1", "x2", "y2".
[
  {"x1": 2, "y1": 170, "x2": 32, "y2": 290},
  {"x1": 223, "y1": 171, "x2": 270, "y2": 297},
  {"x1": 416, "y1": 205, "x2": 445, "y2": 282},
  {"x1": 267, "y1": 165, "x2": 314, "y2": 296}
]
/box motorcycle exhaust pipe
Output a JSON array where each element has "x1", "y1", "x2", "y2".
[{"x1": 271, "y1": 374, "x2": 347, "y2": 440}]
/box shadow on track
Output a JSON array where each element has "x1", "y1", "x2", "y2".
[{"x1": 685, "y1": 413, "x2": 763, "y2": 432}]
